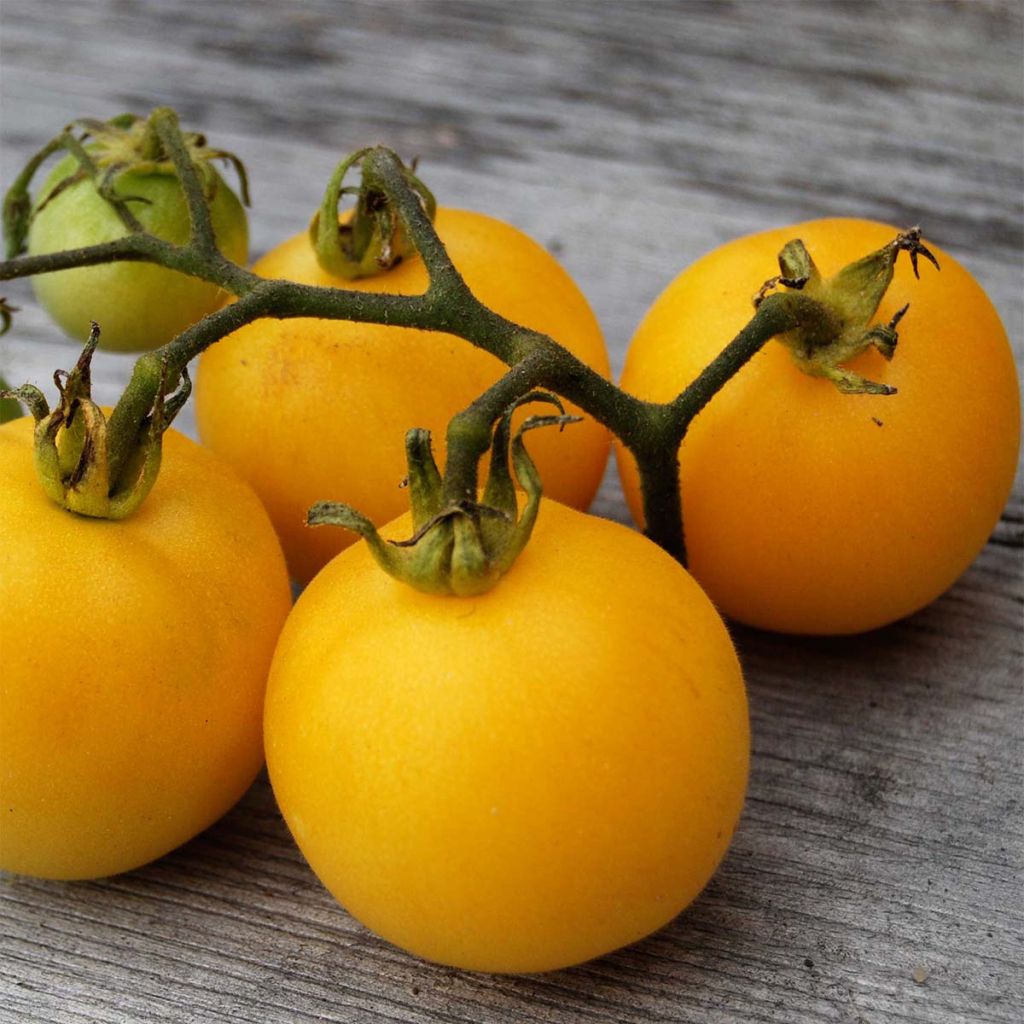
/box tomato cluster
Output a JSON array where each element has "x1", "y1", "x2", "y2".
[{"x1": 1, "y1": 124, "x2": 1018, "y2": 975}]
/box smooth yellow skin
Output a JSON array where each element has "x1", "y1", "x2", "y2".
[
  {"x1": 617, "y1": 219, "x2": 1021, "y2": 635},
  {"x1": 28, "y1": 162, "x2": 248, "y2": 352},
  {"x1": 266, "y1": 501, "x2": 749, "y2": 973},
  {"x1": 0, "y1": 419, "x2": 292, "y2": 880},
  {"x1": 195, "y1": 208, "x2": 612, "y2": 584}
]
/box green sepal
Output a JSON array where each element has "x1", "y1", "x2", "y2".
[
  {"x1": 478, "y1": 391, "x2": 566, "y2": 556},
  {"x1": 1, "y1": 382, "x2": 47, "y2": 423},
  {"x1": 77, "y1": 109, "x2": 252, "y2": 206},
  {"x1": 757, "y1": 227, "x2": 940, "y2": 396},
  {"x1": 8, "y1": 325, "x2": 189, "y2": 519},
  {"x1": 481, "y1": 392, "x2": 563, "y2": 515},
  {"x1": 403, "y1": 427, "x2": 445, "y2": 530},
  {"x1": 3, "y1": 135, "x2": 67, "y2": 257},
  {"x1": 306, "y1": 399, "x2": 579, "y2": 597},
  {"x1": 309, "y1": 147, "x2": 373, "y2": 279},
  {"x1": 309, "y1": 146, "x2": 437, "y2": 280},
  {"x1": 489, "y1": 412, "x2": 580, "y2": 580},
  {"x1": 0, "y1": 385, "x2": 24, "y2": 425}
]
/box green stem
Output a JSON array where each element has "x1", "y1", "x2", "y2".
[
  {"x1": 1, "y1": 135, "x2": 818, "y2": 567},
  {"x1": 0, "y1": 237, "x2": 157, "y2": 279},
  {"x1": 150, "y1": 108, "x2": 218, "y2": 254},
  {"x1": 633, "y1": 438, "x2": 687, "y2": 563},
  {"x1": 670, "y1": 291, "x2": 806, "y2": 433},
  {"x1": 359, "y1": 151, "x2": 656, "y2": 441},
  {"x1": 360, "y1": 148, "x2": 467, "y2": 302},
  {"x1": 440, "y1": 353, "x2": 555, "y2": 506},
  {"x1": 0, "y1": 233, "x2": 254, "y2": 296}
]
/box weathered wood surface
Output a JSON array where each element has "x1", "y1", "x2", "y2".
[{"x1": 1, "y1": 2, "x2": 1021, "y2": 1022}]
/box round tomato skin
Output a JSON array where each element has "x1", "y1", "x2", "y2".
[
  {"x1": 617, "y1": 219, "x2": 1021, "y2": 635},
  {"x1": 195, "y1": 209, "x2": 612, "y2": 584},
  {"x1": 265, "y1": 500, "x2": 749, "y2": 973},
  {"x1": 0, "y1": 418, "x2": 291, "y2": 880},
  {"x1": 28, "y1": 157, "x2": 248, "y2": 352}
]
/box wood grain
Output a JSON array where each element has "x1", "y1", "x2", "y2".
[{"x1": 1, "y1": 2, "x2": 1021, "y2": 1022}]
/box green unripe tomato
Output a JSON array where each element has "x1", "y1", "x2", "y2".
[{"x1": 27, "y1": 157, "x2": 247, "y2": 352}]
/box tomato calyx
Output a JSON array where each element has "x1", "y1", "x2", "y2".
[
  {"x1": 0, "y1": 298, "x2": 19, "y2": 422},
  {"x1": 53, "y1": 110, "x2": 250, "y2": 209},
  {"x1": 753, "y1": 227, "x2": 940, "y2": 395},
  {"x1": 0, "y1": 376, "x2": 20, "y2": 424},
  {"x1": 309, "y1": 146, "x2": 437, "y2": 280},
  {"x1": 3, "y1": 109, "x2": 250, "y2": 260},
  {"x1": 308, "y1": 394, "x2": 579, "y2": 596},
  {"x1": 4, "y1": 324, "x2": 190, "y2": 519}
]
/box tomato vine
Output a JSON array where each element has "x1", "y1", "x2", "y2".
[{"x1": 0, "y1": 107, "x2": 930, "y2": 590}]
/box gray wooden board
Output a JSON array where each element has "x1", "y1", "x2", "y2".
[{"x1": 0, "y1": 1, "x2": 1021, "y2": 1021}]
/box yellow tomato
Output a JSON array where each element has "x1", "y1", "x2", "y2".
[
  {"x1": 617, "y1": 219, "x2": 1021, "y2": 634},
  {"x1": 0, "y1": 418, "x2": 291, "y2": 880},
  {"x1": 265, "y1": 500, "x2": 749, "y2": 973},
  {"x1": 195, "y1": 209, "x2": 611, "y2": 584}
]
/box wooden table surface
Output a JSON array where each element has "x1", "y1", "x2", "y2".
[{"x1": 1, "y1": 2, "x2": 1021, "y2": 1022}]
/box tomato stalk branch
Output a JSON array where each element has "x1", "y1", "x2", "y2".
[
  {"x1": 622, "y1": 293, "x2": 810, "y2": 563},
  {"x1": 1, "y1": 236, "x2": 160, "y2": 279},
  {"x1": 669, "y1": 293, "x2": 804, "y2": 434},
  {"x1": 1, "y1": 128, "x2": 827, "y2": 569},
  {"x1": 0, "y1": 231, "x2": 253, "y2": 293}
]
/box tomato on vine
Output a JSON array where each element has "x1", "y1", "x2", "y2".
[
  {"x1": 266, "y1": 498, "x2": 749, "y2": 973},
  {"x1": 195, "y1": 206, "x2": 611, "y2": 584},
  {"x1": 0, "y1": 337, "x2": 291, "y2": 880},
  {"x1": 617, "y1": 219, "x2": 1020, "y2": 634}
]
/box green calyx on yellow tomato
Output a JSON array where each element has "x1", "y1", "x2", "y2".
[
  {"x1": 6, "y1": 325, "x2": 190, "y2": 520},
  {"x1": 0, "y1": 375, "x2": 20, "y2": 424},
  {"x1": 15, "y1": 110, "x2": 249, "y2": 352},
  {"x1": 0, "y1": 298, "x2": 21, "y2": 422},
  {"x1": 309, "y1": 146, "x2": 438, "y2": 279},
  {"x1": 309, "y1": 394, "x2": 579, "y2": 597},
  {"x1": 755, "y1": 226, "x2": 941, "y2": 395}
]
